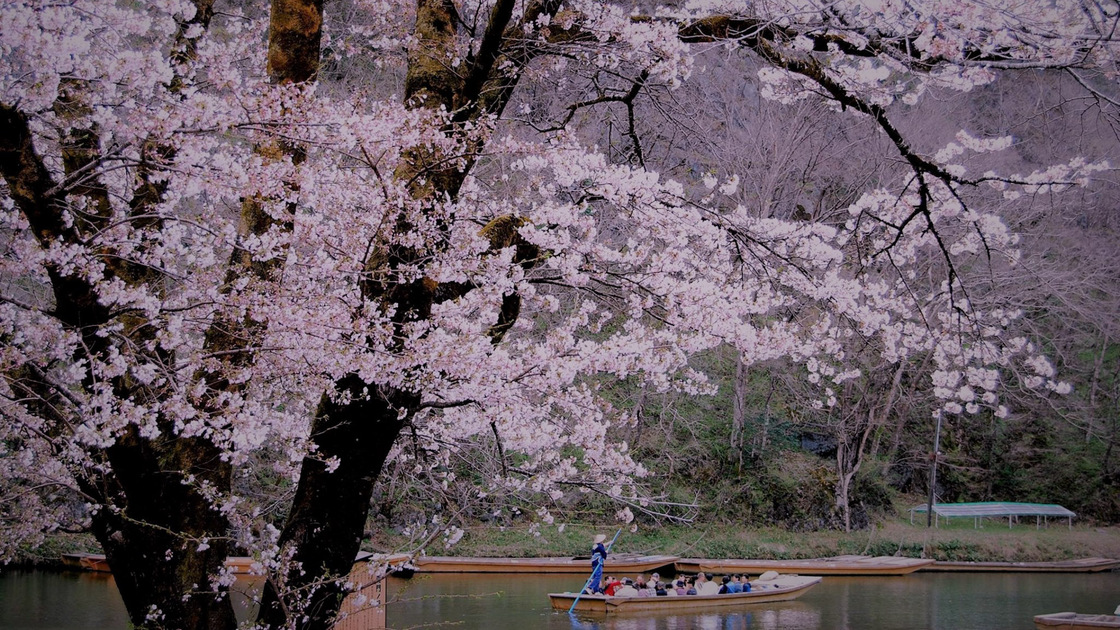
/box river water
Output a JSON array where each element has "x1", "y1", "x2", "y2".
[{"x1": 1, "y1": 568, "x2": 1117, "y2": 629}]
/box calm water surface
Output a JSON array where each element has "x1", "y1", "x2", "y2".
[{"x1": 1, "y1": 569, "x2": 1116, "y2": 629}]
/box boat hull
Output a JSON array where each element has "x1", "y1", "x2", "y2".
[
  {"x1": 62, "y1": 552, "x2": 410, "y2": 575},
  {"x1": 549, "y1": 574, "x2": 822, "y2": 614},
  {"x1": 927, "y1": 557, "x2": 1120, "y2": 573},
  {"x1": 63, "y1": 554, "x2": 258, "y2": 574},
  {"x1": 675, "y1": 555, "x2": 933, "y2": 576},
  {"x1": 61, "y1": 553, "x2": 106, "y2": 571},
  {"x1": 1034, "y1": 612, "x2": 1120, "y2": 629},
  {"x1": 413, "y1": 554, "x2": 678, "y2": 574}
]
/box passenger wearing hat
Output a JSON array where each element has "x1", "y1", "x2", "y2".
[{"x1": 616, "y1": 578, "x2": 639, "y2": 597}]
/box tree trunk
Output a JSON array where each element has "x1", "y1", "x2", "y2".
[
  {"x1": 256, "y1": 378, "x2": 411, "y2": 630},
  {"x1": 732, "y1": 353, "x2": 747, "y2": 460},
  {"x1": 92, "y1": 433, "x2": 237, "y2": 630},
  {"x1": 835, "y1": 441, "x2": 854, "y2": 532}
]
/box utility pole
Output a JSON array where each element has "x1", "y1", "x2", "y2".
[{"x1": 926, "y1": 410, "x2": 943, "y2": 527}]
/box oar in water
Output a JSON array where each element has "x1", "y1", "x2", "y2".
[{"x1": 568, "y1": 527, "x2": 622, "y2": 615}]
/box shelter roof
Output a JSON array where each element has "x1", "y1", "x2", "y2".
[{"x1": 909, "y1": 502, "x2": 1075, "y2": 518}]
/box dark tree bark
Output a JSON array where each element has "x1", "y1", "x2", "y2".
[{"x1": 255, "y1": 3, "x2": 559, "y2": 627}]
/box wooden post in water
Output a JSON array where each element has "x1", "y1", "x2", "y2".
[
  {"x1": 333, "y1": 556, "x2": 390, "y2": 630},
  {"x1": 926, "y1": 410, "x2": 943, "y2": 528}
]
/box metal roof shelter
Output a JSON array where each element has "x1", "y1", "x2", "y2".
[{"x1": 909, "y1": 502, "x2": 1076, "y2": 529}]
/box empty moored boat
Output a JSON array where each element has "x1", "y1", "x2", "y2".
[
  {"x1": 62, "y1": 554, "x2": 257, "y2": 574},
  {"x1": 413, "y1": 554, "x2": 678, "y2": 574},
  {"x1": 675, "y1": 555, "x2": 933, "y2": 576},
  {"x1": 926, "y1": 557, "x2": 1120, "y2": 573},
  {"x1": 1034, "y1": 612, "x2": 1120, "y2": 629}
]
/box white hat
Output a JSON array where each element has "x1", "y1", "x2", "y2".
[{"x1": 593, "y1": 534, "x2": 607, "y2": 544}]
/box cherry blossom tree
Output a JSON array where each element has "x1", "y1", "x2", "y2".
[{"x1": 1, "y1": 0, "x2": 1116, "y2": 628}]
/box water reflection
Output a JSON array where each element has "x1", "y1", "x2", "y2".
[
  {"x1": 2, "y1": 568, "x2": 1117, "y2": 629},
  {"x1": 385, "y1": 572, "x2": 1120, "y2": 630},
  {"x1": 574, "y1": 605, "x2": 821, "y2": 630},
  {"x1": 0, "y1": 569, "x2": 129, "y2": 629}
]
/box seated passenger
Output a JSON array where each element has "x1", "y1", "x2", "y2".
[
  {"x1": 654, "y1": 582, "x2": 668, "y2": 596},
  {"x1": 718, "y1": 576, "x2": 731, "y2": 594},
  {"x1": 603, "y1": 577, "x2": 623, "y2": 596},
  {"x1": 697, "y1": 574, "x2": 721, "y2": 596},
  {"x1": 615, "y1": 578, "x2": 638, "y2": 597},
  {"x1": 726, "y1": 574, "x2": 742, "y2": 593}
]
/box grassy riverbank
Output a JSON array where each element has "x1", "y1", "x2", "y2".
[
  {"x1": 13, "y1": 515, "x2": 1120, "y2": 569},
  {"x1": 370, "y1": 517, "x2": 1120, "y2": 564}
]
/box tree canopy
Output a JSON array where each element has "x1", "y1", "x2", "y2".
[{"x1": 1, "y1": 0, "x2": 1116, "y2": 628}]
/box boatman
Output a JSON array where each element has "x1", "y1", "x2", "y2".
[{"x1": 589, "y1": 534, "x2": 608, "y2": 593}]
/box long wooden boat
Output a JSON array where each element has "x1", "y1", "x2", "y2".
[
  {"x1": 61, "y1": 554, "x2": 274, "y2": 574},
  {"x1": 675, "y1": 554, "x2": 933, "y2": 576},
  {"x1": 1034, "y1": 612, "x2": 1120, "y2": 629},
  {"x1": 549, "y1": 574, "x2": 822, "y2": 614},
  {"x1": 61, "y1": 553, "x2": 106, "y2": 571},
  {"x1": 64, "y1": 554, "x2": 261, "y2": 574},
  {"x1": 926, "y1": 557, "x2": 1120, "y2": 573},
  {"x1": 412, "y1": 554, "x2": 678, "y2": 574},
  {"x1": 63, "y1": 552, "x2": 411, "y2": 575}
]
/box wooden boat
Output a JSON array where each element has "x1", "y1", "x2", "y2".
[
  {"x1": 79, "y1": 554, "x2": 112, "y2": 572},
  {"x1": 675, "y1": 554, "x2": 933, "y2": 576},
  {"x1": 926, "y1": 557, "x2": 1120, "y2": 573},
  {"x1": 60, "y1": 552, "x2": 103, "y2": 570},
  {"x1": 352, "y1": 551, "x2": 414, "y2": 577},
  {"x1": 64, "y1": 555, "x2": 259, "y2": 574},
  {"x1": 412, "y1": 554, "x2": 678, "y2": 574},
  {"x1": 549, "y1": 574, "x2": 822, "y2": 614},
  {"x1": 1034, "y1": 612, "x2": 1120, "y2": 629},
  {"x1": 62, "y1": 554, "x2": 259, "y2": 574}
]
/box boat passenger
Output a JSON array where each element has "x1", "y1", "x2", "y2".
[
  {"x1": 603, "y1": 576, "x2": 623, "y2": 596},
  {"x1": 718, "y1": 576, "x2": 731, "y2": 594},
  {"x1": 654, "y1": 581, "x2": 668, "y2": 596},
  {"x1": 685, "y1": 577, "x2": 697, "y2": 596},
  {"x1": 727, "y1": 574, "x2": 743, "y2": 593},
  {"x1": 635, "y1": 579, "x2": 653, "y2": 597},
  {"x1": 616, "y1": 578, "x2": 638, "y2": 597},
  {"x1": 696, "y1": 573, "x2": 720, "y2": 596},
  {"x1": 664, "y1": 581, "x2": 678, "y2": 596},
  {"x1": 674, "y1": 580, "x2": 687, "y2": 596}
]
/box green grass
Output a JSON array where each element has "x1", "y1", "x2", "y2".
[
  {"x1": 17, "y1": 515, "x2": 1119, "y2": 568},
  {"x1": 364, "y1": 515, "x2": 1120, "y2": 564}
]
